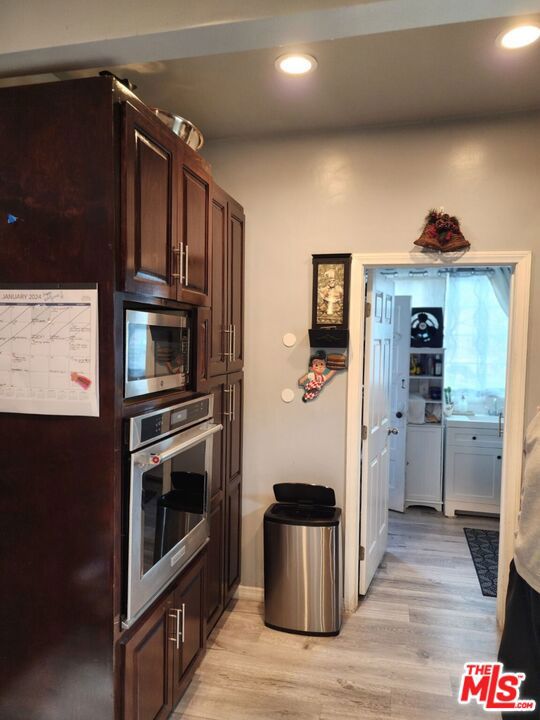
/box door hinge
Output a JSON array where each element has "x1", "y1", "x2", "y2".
[
  {"x1": 362, "y1": 425, "x2": 368, "y2": 440},
  {"x1": 359, "y1": 546, "x2": 365, "y2": 561},
  {"x1": 365, "y1": 301, "x2": 371, "y2": 318}
]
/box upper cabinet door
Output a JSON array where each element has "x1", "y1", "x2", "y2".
[
  {"x1": 122, "y1": 103, "x2": 178, "y2": 299},
  {"x1": 227, "y1": 199, "x2": 245, "y2": 373},
  {"x1": 178, "y1": 148, "x2": 211, "y2": 306},
  {"x1": 209, "y1": 187, "x2": 229, "y2": 377}
]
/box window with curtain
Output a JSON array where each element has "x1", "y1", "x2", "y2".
[{"x1": 444, "y1": 273, "x2": 509, "y2": 401}]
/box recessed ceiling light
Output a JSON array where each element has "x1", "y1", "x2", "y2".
[
  {"x1": 500, "y1": 24, "x2": 540, "y2": 49},
  {"x1": 275, "y1": 53, "x2": 317, "y2": 75}
]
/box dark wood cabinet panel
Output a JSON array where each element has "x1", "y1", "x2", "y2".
[
  {"x1": 224, "y1": 371, "x2": 243, "y2": 602},
  {"x1": 195, "y1": 306, "x2": 211, "y2": 392},
  {"x1": 227, "y1": 372, "x2": 243, "y2": 488},
  {"x1": 206, "y1": 494, "x2": 225, "y2": 633},
  {"x1": 123, "y1": 102, "x2": 178, "y2": 299},
  {"x1": 209, "y1": 188, "x2": 229, "y2": 376},
  {"x1": 122, "y1": 595, "x2": 173, "y2": 720},
  {"x1": 178, "y1": 150, "x2": 211, "y2": 306},
  {"x1": 205, "y1": 372, "x2": 242, "y2": 627},
  {"x1": 122, "y1": 550, "x2": 206, "y2": 720},
  {"x1": 171, "y1": 552, "x2": 207, "y2": 706},
  {"x1": 209, "y1": 376, "x2": 227, "y2": 498},
  {"x1": 225, "y1": 476, "x2": 242, "y2": 601},
  {"x1": 227, "y1": 199, "x2": 245, "y2": 373}
]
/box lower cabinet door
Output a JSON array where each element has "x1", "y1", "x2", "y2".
[
  {"x1": 225, "y1": 476, "x2": 242, "y2": 603},
  {"x1": 122, "y1": 594, "x2": 174, "y2": 720},
  {"x1": 207, "y1": 493, "x2": 225, "y2": 633},
  {"x1": 405, "y1": 425, "x2": 443, "y2": 509},
  {"x1": 171, "y1": 550, "x2": 207, "y2": 707},
  {"x1": 444, "y1": 443, "x2": 502, "y2": 514}
]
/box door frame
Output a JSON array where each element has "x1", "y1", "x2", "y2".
[{"x1": 344, "y1": 250, "x2": 532, "y2": 625}]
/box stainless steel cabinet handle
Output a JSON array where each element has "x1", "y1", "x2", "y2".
[
  {"x1": 231, "y1": 324, "x2": 236, "y2": 362},
  {"x1": 185, "y1": 245, "x2": 189, "y2": 287},
  {"x1": 169, "y1": 609, "x2": 181, "y2": 650},
  {"x1": 232, "y1": 383, "x2": 236, "y2": 423},
  {"x1": 181, "y1": 603, "x2": 185, "y2": 644},
  {"x1": 223, "y1": 327, "x2": 233, "y2": 361},
  {"x1": 172, "y1": 244, "x2": 183, "y2": 281},
  {"x1": 229, "y1": 324, "x2": 234, "y2": 361},
  {"x1": 223, "y1": 386, "x2": 233, "y2": 418}
]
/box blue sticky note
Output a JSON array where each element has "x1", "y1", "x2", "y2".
[{"x1": 7, "y1": 214, "x2": 18, "y2": 224}]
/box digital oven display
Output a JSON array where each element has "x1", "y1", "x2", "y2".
[{"x1": 171, "y1": 408, "x2": 188, "y2": 425}]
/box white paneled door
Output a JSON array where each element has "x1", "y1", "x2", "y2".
[
  {"x1": 359, "y1": 271, "x2": 395, "y2": 596},
  {"x1": 388, "y1": 295, "x2": 411, "y2": 513}
]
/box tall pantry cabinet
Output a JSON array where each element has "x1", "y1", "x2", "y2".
[
  {"x1": 202, "y1": 185, "x2": 245, "y2": 633},
  {"x1": 0, "y1": 75, "x2": 244, "y2": 720}
]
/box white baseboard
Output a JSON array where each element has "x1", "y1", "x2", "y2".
[{"x1": 234, "y1": 585, "x2": 264, "y2": 602}]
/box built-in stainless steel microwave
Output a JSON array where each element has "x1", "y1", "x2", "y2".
[{"x1": 124, "y1": 309, "x2": 191, "y2": 399}]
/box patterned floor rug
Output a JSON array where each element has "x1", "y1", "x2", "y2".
[{"x1": 463, "y1": 527, "x2": 499, "y2": 597}]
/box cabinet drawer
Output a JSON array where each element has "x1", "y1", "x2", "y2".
[{"x1": 446, "y1": 427, "x2": 503, "y2": 449}]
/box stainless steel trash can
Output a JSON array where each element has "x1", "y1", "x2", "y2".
[{"x1": 264, "y1": 483, "x2": 342, "y2": 636}]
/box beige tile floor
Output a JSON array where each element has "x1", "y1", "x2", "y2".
[{"x1": 174, "y1": 507, "x2": 500, "y2": 719}]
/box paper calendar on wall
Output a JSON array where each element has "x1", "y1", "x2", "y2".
[{"x1": 0, "y1": 285, "x2": 99, "y2": 416}]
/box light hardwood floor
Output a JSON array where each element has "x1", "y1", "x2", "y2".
[{"x1": 174, "y1": 508, "x2": 500, "y2": 719}]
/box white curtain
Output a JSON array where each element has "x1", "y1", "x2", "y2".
[
  {"x1": 444, "y1": 274, "x2": 509, "y2": 398},
  {"x1": 489, "y1": 266, "x2": 512, "y2": 316},
  {"x1": 394, "y1": 276, "x2": 447, "y2": 307}
]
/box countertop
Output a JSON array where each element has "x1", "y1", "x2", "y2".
[{"x1": 446, "y1": 413, "x2": 504, "y2": 430}]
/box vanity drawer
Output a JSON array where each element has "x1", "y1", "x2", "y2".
[{"x1": 446, "y1": 427, "x2": 503, "y2": 448}]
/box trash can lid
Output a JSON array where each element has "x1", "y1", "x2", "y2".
[
  {"x1": 273, "y1": 483, "x2": 336, "y2": 507},
  {"x1": 264, "y1": 503, "x2": 341, "y2": 527}
]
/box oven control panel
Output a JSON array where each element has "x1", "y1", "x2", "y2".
[{"x1": 129, "y1": 396, "x2": 212, "y2": 450}]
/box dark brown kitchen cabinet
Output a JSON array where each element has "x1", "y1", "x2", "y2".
[
  {"x1": 208, "y1": 186, "x2": 245, "y2": 376},
  {"x1": 209, "y1": 187, "x2": 229, "y2": 376},
  {"x1": 122, "y1": 593, "x2": 173, "y2": 720},
  {"x1": 227, "y1": 200, "x2": 245, "y2": 373},
  {"x1": 205, "y1": 376, "x2": 227, "y2": 633},
  {"x1": 195, "y1": 306, "x2": 211, "y2": 392},
  {"x1": 178, "y1": 148, "x2": 211, "y2": 306},
  {"x1": 123, "y1": 102, "x2": 178, "y2": 299},
  {"x1": 205, "y1": 372, "x2": 243, "y2": 628},
  {"x1": 170, "y1": 553, "x2": 207, "y2": 706},
  {"x1": 122, "y1": 550, "x2": 206, "y2": 720},
  {"x1": 206, "y1": 493, "x2": 225, "y2": 633},
  {"x1": 225, "y1": 371, "x2": 243, "y2": 602},
  {"x1": 0, "y1": 75, "x2": 243, "y2": 720},
  {"x1": 123, "y1": 103, "x2": 211, "y2": 306}
]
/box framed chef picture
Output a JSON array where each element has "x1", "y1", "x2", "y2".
[{"x1": 311, "y1": 254, "x2": 352, "y2": 330}]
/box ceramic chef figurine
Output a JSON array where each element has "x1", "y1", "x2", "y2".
[{"x1": 298, "y1": 350, "x2": 337, "y2": 402}]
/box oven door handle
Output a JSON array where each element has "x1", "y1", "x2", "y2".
[{"x1": 147, "y1": 423, "x2": 223, "y2": 467}]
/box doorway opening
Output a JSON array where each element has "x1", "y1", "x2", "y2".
[
  {"x1": 360, "y1": 265, "x2": 510, "y2": 611},
  {"x1": 343, "y1": 251, "x2": 532, "y2": 625}
]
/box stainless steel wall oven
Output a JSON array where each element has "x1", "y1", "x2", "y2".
[{"x1": 124, "y1": 395, "x2": 222, "y2": 626}]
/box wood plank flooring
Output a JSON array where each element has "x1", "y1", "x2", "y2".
[{"x1": 174, "y1": 508, "x2": 500, "y2": 719}]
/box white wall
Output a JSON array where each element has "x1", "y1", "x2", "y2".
[{"x1": 203, "y1": 113, "x2": 540, "y2": 589}]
